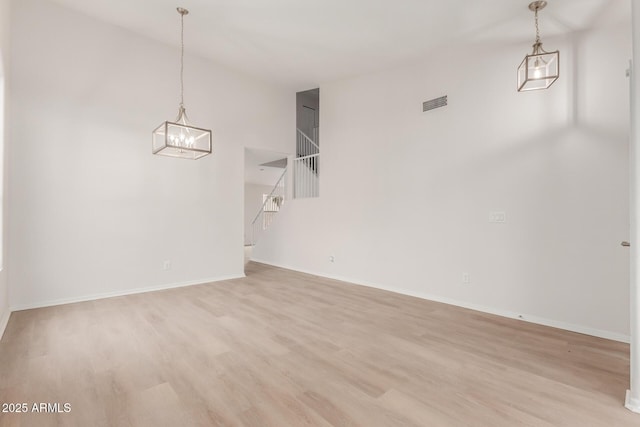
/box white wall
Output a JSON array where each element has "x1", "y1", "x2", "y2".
[
  {"x1": 9, "y1": 0, "x2": 293, "y2": 309},
  {"x1": 254, "y1": 21, "x2": 633, "y2": 340},
  {"x1": 0, "y1": 0, "x2": 10, "y2": 335},
  {"x1": 244, "y1": 183, "x2": 274, "y2": 246}
]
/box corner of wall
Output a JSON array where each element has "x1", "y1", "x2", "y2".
[
  {"x1": 0, "y1": 304, "x2": 9, "y2": 339},
  {"x1": 0, "y1": 0, "x2": 10, "y2": 341}
]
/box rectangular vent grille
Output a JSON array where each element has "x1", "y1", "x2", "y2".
[{"x1": 423, "y1": 95, "x2": 447, "y2": 112}]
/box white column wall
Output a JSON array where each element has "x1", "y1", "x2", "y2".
[
  {"x1": 0, "y1": 0, "x2": 10, "y2": 337},
  {"x1": 626, "y1": 0, "x2": 640, "y2": 415}
]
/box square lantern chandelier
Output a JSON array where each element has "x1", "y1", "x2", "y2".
[
  {"x1": 517, "y1": 1, "x2": 559, "y2": 92},
  {"x1": 152, "y1": 7, "x2": 212, "y2": 159}
]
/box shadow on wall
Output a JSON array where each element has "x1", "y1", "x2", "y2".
[{"x1": 456, "y1": 27, "x2": 630, "y2": 312}]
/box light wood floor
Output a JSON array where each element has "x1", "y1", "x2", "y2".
[{"x1": 0, "y1": 262, "x2": 637, "y2": 426}]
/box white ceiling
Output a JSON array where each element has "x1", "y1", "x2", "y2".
[
  {"x1": 245, "y1": 148, "x2": 288, "y2": 186},
  {"x1": 50, "y1": 0, "x2": 629, "y2": 89}
]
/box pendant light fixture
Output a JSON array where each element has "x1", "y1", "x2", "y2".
[
  {"x1": 152, "y1": 7, "x2": 212, "y2": 159},
  {"x1": 517, "y1": 1, "x2": 559, "y2": 92}
]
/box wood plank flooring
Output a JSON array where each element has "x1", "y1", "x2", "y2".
[{"x1": 0, "y1": 261, "x2": 637, "y2": 426}]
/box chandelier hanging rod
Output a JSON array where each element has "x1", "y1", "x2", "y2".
[{"x1": 177, "y1": 7, "x2": 188, "y2": 109}]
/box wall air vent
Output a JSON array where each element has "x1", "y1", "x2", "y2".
[{"x1": 423, "y1": 95, "x2": 447, "y2": 112}]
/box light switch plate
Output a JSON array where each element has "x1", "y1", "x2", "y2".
[{"x1": 489, "y1": 211, "x2": 506, "y2": 223}]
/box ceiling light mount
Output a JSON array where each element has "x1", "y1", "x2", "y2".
[
  {"x1": 152, "y1": 6, "x2": 212, "y2": 159},
  {"x1": 528, "y1": 1, "x2": 547, "y2": 12},
  {"x1": 517, "y1": 0, "x2": 559, "y2": 92}
]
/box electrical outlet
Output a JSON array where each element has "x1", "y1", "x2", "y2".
[
  {"x1": 489, "y1": 211, "x2": 506, "y2": 223},
  {"x1": 329, "y1": 255, "x2": 335, "y2": 263},
  {"x1": 462, "y1": 272, "x2": 470, "y2": 284},
  {"x1": 163, "y1": 260, "x2": 172, "y2": 270}
]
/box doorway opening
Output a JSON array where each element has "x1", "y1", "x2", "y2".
[{"x1": 243, "y1": 148, "x2": 288, "y2": 269}]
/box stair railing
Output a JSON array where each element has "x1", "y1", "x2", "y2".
[
  {"x1": 294, "y1": 128, "x2": 320, "y2": 199},
  {"x1": 250, "y1": 167, "x2": 287, "y2": 246},
  {"x1": 293, "y1": 154, "x2": 319, "y2": 198},
  {"x1": 296, "y1": 128, "x2": 319, "y2": 157}
]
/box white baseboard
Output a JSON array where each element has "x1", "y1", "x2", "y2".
[
  {"x1": 626, "y1": 390, "x2": 640, "y2": 414},
  {"x1": 251, "y1": 258, "x2": 630, "y2": 344},
  {"x1": 9, "y1": 274, "x2": 245, "y2": 312},
  {"x1": 0, "y1": 308, "x2": 10, "y2": 340}
]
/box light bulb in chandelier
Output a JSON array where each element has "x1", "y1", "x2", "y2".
[{"x1": 532, "y1": 57, "x2": 544, "y2": 78}]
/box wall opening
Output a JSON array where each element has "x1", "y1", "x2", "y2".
[{"x1": 295, "y1": 88, "x2": 320, "y2": 198}]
